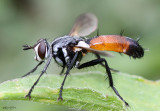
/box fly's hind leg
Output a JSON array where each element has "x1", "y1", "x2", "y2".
[
  {"x1": 77, "y1": 58, "x2": 129, "y2": 106},
  {"x1": 95, "y1": 54, "x2": 119, "y2": 72}
]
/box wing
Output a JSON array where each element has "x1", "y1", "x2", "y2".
[
  {"x1": 75, "y1": 46, "x2": 114, "y2": 57},
  {"x1": 69, "y1": 13, "x2": 98, "y2": 37}
]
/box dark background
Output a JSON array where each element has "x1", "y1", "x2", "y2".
[{"x1": 0, "y1": 0, "x2": 160, "y2": 82}]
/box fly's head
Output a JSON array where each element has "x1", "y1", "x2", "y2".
[{"x1": 23, "y1": 39, "x2": 50, "y2": 62}]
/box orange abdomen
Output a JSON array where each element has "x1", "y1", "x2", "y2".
[
  {"x1": 90, "y1": 35, "x2": 129, "y2": 53},
  {"x1": 89, "y1": 35, "x2": 144, "y2": 58}
]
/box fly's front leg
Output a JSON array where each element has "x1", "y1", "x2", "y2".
[
  {"x1": 77, "y1": 58, "x2": 129, "y2": 106},
  {"x1": 58, "y1": 52, "x2": 79, "y2": 101},
  {"x1": 25, "y1": 55, "x2": 52, "y2": 99},
  {"x1": 22, "y1": 61, "x2": 44, "y2": 77}
]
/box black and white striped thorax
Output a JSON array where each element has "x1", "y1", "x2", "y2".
[{"x1": 51, "y1": 36, "x2": 89, "y2": 66}]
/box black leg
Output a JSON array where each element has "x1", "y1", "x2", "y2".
[
  {"x1": 59, "y1": 65, "x2": 65, "y2": 75},
  {"x1": 95, "y1": 54, "x2": 119, "y2": 72},
  {"x1": 77, "y1": 58, "x2": 129, "y2": 106},
  {"x1": 22, "y1": 61, "x2": 44, "y2": 77},
  {"x1": 25, "y1": 55, "x2": 52, "y2": 99},
  {"x1": 58, "y1": 52, "x2": 79, "y2": 100}
]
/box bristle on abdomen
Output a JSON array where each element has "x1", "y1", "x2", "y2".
[{"x1": 125, "y1": 37, "x2": 144, "y2": 58}]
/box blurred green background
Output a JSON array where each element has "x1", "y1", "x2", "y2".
[{"x1": 0, "y1": 0, "x2": 160, "y2": 83}]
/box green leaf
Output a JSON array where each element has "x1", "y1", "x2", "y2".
[{"x1": 0, "y1": 72, "x2": 160, "y2": 111}]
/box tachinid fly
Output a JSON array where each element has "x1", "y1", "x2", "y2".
[{"x1": 23, "y1": 13, "x2": 144, "y2": 107}]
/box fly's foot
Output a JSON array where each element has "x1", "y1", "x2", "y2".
[
  {"x1": 57, "y1": 96, "x2": 63, "y2": 101},
  {"x1": 25, "y1": 94, "x2": 31, "y2": 100}
]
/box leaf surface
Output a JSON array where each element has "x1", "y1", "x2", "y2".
[{"x1": 0, "y1": 72, "x2": 159, "y2": 111}]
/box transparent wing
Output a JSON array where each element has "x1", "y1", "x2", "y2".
[
  {"x1": 69, "y1": 13, "x2": 98, "y2": 37},
  {"x1": 75, "y1": 46, "x2": 114, "y2": 57}
]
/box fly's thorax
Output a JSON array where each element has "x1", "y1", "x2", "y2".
[
  {"x1": 53, "y1": 47, "x2": 69, "y2": 66},
  {"x1": 51, "y1": 36, "x2": 87, "y2": 66}
]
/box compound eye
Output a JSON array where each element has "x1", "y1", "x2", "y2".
[
  {"x1": 38, "y1": 41, "x2": 46, "y2": 60},
  {"x1": 34, "y1": 39, "x2": 48, "y2": 61}
]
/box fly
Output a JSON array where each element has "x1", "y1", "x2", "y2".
[{"x1": 22, "y1": 13, "x2": 144, "y2": 106}]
